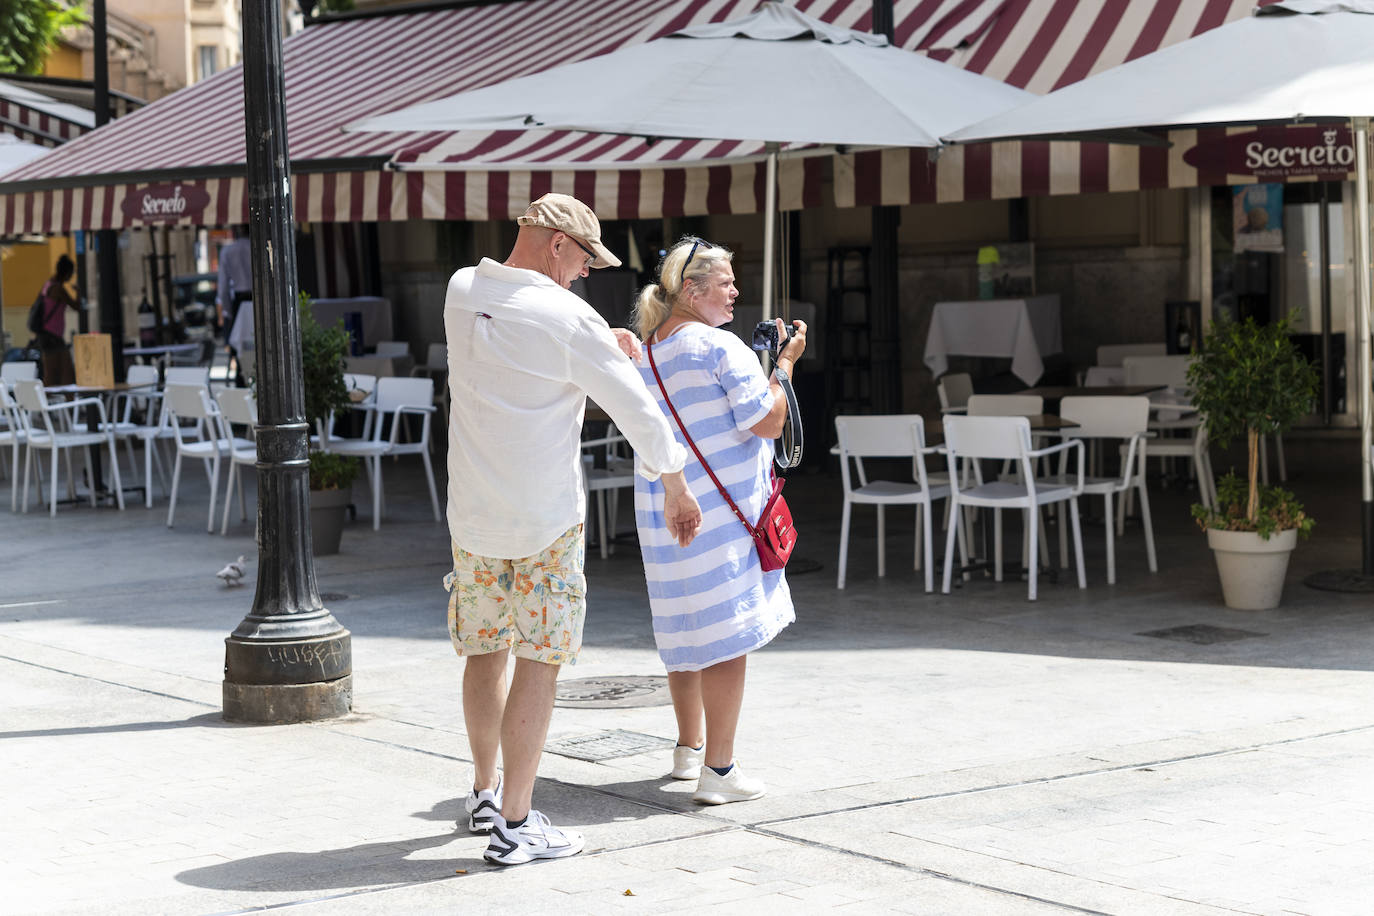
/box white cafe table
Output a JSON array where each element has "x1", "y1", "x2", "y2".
[{"x1": 923, "y1": 295, "x2": 1062, "y2": 386}]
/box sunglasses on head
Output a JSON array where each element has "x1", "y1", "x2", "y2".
[{"x1": 678, "y1": 237, "x2": 710, "y2": 286}]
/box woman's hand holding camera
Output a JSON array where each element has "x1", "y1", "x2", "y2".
[{"x1": 773, "y1": 318, "x2": 806, "y2": 372}]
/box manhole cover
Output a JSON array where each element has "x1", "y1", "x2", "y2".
[
  {"x1": 1305, "y1": 570, "x2": 1374, "y2": 593},
  {"x1": 545, "y1": 729, "x2": 673, "y2": 762},
  {"x1": 554, "y1": 676, "x2": 671, "y2": 708},
  {"x1": 1136, "y1": 624, "x2": 1266, "y2": 645},
  {"x1": 319, "y1": 592, "x2": 350, "y2": 602}
]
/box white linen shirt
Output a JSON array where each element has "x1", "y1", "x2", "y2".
[{"x1": 444, "y1": 258, "x2": 687, "y2": 559}]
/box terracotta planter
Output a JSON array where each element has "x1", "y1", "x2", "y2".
[
  {"x1": 310, "y1": 486, "x2": 351, "y2": 556},
  {"x1": 1206, "y1": 527, "x2": 1299, "y2": 610}
]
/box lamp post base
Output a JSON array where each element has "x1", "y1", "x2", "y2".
[
  {"x1": 223, "y1": 674, "x2": 353, "y2": 724},
  {"x1": 222, "y1": 630, "x2": 353, "y2": 723}
]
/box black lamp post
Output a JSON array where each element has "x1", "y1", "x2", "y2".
[
  {"x1": 91, "y1": 0, "x2": 123, "y2": 379},
  {"x1": 222, "y1": 0, "x2": 351, "y2": 722},
  {"x1": 870, "y1": 0, "x2": 902, "y2": 413}
]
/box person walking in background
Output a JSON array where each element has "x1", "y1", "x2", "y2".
[
  {"x1": 216, "y1": 225, "x2": 252, "y2": 385},
  {"x1": 631, "y1": 237, "x2": 806, "y2": 805},
  {"x1": 35, "y1": 254, "x2": 79, "y2": 386},
  {"x1": 442, "y1": 193, "x2": 702, "y2": 866}
]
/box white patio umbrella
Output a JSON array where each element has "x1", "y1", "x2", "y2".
[
  {"x1": 349, "y1": 1, "x2": 1034, "y2": 318},
  {"x1": 0, "y1": 133, "x2": 51, "y2": 178},
  {"x1": 950, "y1": 0, "x2": 1374, "y2": 579}
]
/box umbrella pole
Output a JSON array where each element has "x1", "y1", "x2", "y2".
[
  {"x1": 1357, "y1": 117, "x2": 1374, "y2": 574},
  {"x1": 762, "y1": 145, "x2": 778, "y2": 323},
  {"x1": 1307, "y1": 117, "x2": 1374, "y2": 592}
]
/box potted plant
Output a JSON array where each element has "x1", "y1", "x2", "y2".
[
  {"x1": 299, "y1": 293, "x2": 360, "y2": 555},
  {"x1": 1187, "y1": 313, "x2": 1318, "y2": 610}
]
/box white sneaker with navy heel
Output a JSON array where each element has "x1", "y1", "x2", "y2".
[{"x1": 693, "y1": 761, "x2": 766, "y2": 805}]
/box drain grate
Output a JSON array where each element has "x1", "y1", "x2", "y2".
[
  {"x1": 319, "y1": 592, "x2": 350, "y2": 602},
  {"x1": 1137, "y1": 623, "x2": 1267, "y2": 645},
  {"x1": 545, "y1": 729, "x2": 674, "y2": 762},
  {"x1": 554, "y1": 675, "x2": 672, "y2": 709}
]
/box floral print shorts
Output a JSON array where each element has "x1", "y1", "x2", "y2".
[{"x1": 444, "y1": 525, "x2": 587, "y2": 666}]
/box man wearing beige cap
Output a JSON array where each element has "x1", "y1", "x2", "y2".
[{"x1": 441, "y1": 193, "x2": 702, "y2": 865}]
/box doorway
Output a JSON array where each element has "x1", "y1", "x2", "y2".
[{"x1": 1210, "y1": 181, "x2": 1352, "y2": 427}]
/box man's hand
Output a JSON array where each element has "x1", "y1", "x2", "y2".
[
  {"x1": 659, "y1": 470, "x2": 701, "y2": 548},
  {"x1": 610, "y1": 327, "x2": 643, "y2": 362}
]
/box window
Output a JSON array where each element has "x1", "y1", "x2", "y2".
[{"x1": 198, "y1": 45, "x2": 218, "y2": 81}]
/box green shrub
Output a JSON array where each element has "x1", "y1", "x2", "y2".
[
  {"x1": 298, "y1": 291, "x2": 358, "y2": 491},
  {"x1": 1191, "y1": 472, "x2": 1314, "y2": 540},
  {"x1": 308, "y1": 450, "x2": 360, "y2": 491},
  {"x1": 1186, "y1": 313, "x2": 1318, "y2": 536},
  {"x1": 299, "y1": 292, "x2": 352, "y2": 428}
]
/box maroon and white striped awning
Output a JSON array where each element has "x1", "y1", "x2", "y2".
[
  {"x1": 0, "y1": 80, "x2": 91, "y2": 149},
  {"x1": 0, "y1": 0, "x2": 1297, "y2": 235}
]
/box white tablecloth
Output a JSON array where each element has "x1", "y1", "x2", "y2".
[{"x1": 923, "y1": 295, "x2": 1062, "y2": 385}]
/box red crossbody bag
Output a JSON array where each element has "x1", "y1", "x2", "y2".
[{"x1": 647, "y1": 341, "x2": 797, "y2": 571}]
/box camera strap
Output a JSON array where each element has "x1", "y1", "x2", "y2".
[{"x1": 771, "y1": 364, "x2": 803, "y2": 470}]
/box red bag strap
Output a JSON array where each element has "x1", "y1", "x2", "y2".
[{"x1": 647, "y1": 339, "x2": 759, "y2": 539}]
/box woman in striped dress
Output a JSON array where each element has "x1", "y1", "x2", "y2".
[{"x1": 631, "y1": 237, "x2": 807, "y2": 805}]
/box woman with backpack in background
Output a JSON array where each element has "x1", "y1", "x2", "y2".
[{"x1": 33, "y1": 254, "x2": 80, "y2": 386}]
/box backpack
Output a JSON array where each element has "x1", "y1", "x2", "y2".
[{"x1": 27, "y1": 284, "x2": 57, "y2": 336}]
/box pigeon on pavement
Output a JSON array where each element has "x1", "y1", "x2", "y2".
[{"x1": 217, "y1": 556, "x2": 247, "y2": 587}]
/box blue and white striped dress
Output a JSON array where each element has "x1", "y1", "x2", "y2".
[{"x1": 635, "y1": 324, "x2": 795, "y2": 673}]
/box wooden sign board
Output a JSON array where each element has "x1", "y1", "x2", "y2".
[{"x1": 74, "y1": 334, "x2": 114, "y2": 389}]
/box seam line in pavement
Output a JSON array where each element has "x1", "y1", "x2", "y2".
[
  {"x1": 0, "y1": 653, "x2": 220, "y2": 708},
  {"x1": 745, "y1": 826, "x2": 1113, "y2": 915},
  {"x1": 750, "y1": 720, "x2": 1374, "y2": 829}
]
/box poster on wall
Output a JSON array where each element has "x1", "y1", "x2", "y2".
[
  {"x1": 975, "y1": 242, "x2": 1035, "y2": 298},
  {"x1": 1233, "y1": 183, "x2": 1284, "y2": 252}
]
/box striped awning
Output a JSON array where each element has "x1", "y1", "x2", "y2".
[
  {"x1": 0, "y1": 79, "x2": 92, "y2": 148},
  {"x1": 0, "y1": 0, "x2": 1297, "y2": 234}
]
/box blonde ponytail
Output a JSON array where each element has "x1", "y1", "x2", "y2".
[{"x1": 631, "y1": 236, "x2": 734, "y2": 339}]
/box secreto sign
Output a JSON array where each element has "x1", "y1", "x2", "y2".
[
  {"x1": 1182, "y1": 126, "x2": 1353, "y2": 181},
  {"x1": 121, "y1": 183, "x2": 211, "y2": 223}
]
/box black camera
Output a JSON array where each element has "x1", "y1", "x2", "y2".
[{"x1": 751, "y1": 320, "x2": 796, "y2": 354}]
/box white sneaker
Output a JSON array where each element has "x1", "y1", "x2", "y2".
[
  {"x1": 484, "y1": 810, "x2": 584, "y2": 866},
  {"x1": 693, "y1": 762, "x2": 766, "y2": 805},
  {"x1": 671, "y1": 744, "x2": 704, "y2": 780},
  {"x1": 463, "y1": 777, "x2": 502, "y2": 833}
]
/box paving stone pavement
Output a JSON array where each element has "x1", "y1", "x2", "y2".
[{"x1": 3, "y1": 440, "x2": 1373, "y2": 915}]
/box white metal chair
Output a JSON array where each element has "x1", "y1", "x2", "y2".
[
  {"x1": 105, "y1": 365, "x2": 169, "y2": 507},
  {"x1": 0, "y1": 383, "x2": 31, "y2": 511},
  {"x1": 1123, "y1": 355, "x2": 1216, "y2": 508},
  {"x1": 936, "y1": 372, "x2": 973, "y2": 414},
  {"x1": 0, "y1": 361, "x2": 38, "y2": 382},
  {"x1": 344, "y1": 355, "x2": 394, "y2": 378},
  {"x1": 835, "y1": 414, "x2": 961, "y2": 592},
  {"x1": 966, "y1": 394, "x2": 1043, "y2": 418},
  {"x1": 323, "y1": 375, "x2": 440, "y2": 530},
  {"x1": 1097, "y1": 343, "x2": 1166, "y2": 367},
  {"x1": 410, "y1": 343, "x2": 447, "y2": 378},
  {"x1": 13, "y1": 379, "x2": 125, "y2": 517},
  {"x1": 411, "y1": 343, "x2": 450, "y2": 439},
  {"x1": 1043, "y1": 397, "x2": 1157, "y2": 585},
  {"x1": 165, "y1": 366, "x2": 212, "y2": 388},
  {"x1": 374, "y1": 341, "x2": 409, "y2": 358},
  {"x1": 941, "y1": 415, "x2": 1085, "y2": 601},
  {"x1": 0, "y1": 363, "x2": 38, "y2": 442},
  {"x1": 164, "y1": 383, "x2": 233, "y2": 532},
  {"x1": 581, "y1": 429, "x2": 635, "y2": 559},
  {"x1": 1083, "y1": 366, "x2": 1120, "y2": 387},
  {"x1": 215, "y1": 387, "x2": 259, "y2": 535}
]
